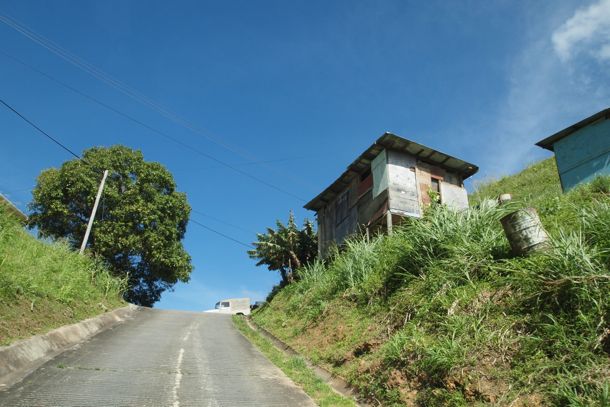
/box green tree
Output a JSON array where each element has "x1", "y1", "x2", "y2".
[
  {"x1": 248, "y1": 212, "x2": 317, "y2": 285},
  {"x1": 28, "y1": 146, "x2": 192, "y2": 306}
]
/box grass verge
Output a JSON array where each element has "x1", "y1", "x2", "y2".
[
  {"x1": 232, "y1": 315, "x2": 356, "y2": 407},
  {"x1": 0, "y1": 206, "x2": 126, "y2": 346},
  {"x1": 253, "y1": 159, "x2": 610, "y2": 406}
]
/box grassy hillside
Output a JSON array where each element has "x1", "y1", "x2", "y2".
[
  {"x1": 0, "y1": 206, "x2": 126, "y2": 346},
  {"x1": 253, "y1": 158, "x2": 610, "y2": 406}
]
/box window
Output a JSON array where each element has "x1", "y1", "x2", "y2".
[
  {"x1": 221, "y1": 301, "x2": 230, "y2": 308},
  {"x1": 431, "y1": 178, "x2": 440, "y2": 193}
]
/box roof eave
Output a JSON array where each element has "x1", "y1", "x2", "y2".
[
  {"x1": 304, "y1": 133, "x2": 479, "y2": 211},
  {"x1": 536, "y1": 107, "x2": 610, "y2": 151}
]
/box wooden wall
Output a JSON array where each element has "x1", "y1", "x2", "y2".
[{"x1": 315, "y1": 148, "x2": 469, "y2": 257}]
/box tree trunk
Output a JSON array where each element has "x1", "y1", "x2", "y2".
[{"x1": 279, "y1": 268, "x2": 288, "y2": 285}]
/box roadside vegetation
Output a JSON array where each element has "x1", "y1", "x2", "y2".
[
  {"x1": 0, "y1": 206, "x2": 125, "y2": 346},
  {"x1": 232, "y1": 315, "x2": 356, "y2": 407},
  {"x1": 252, "y1": 158, "x2": 610, "y2": 406}
]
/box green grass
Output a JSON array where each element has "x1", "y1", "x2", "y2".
[
  {"x1": 253, "y1": 159, "x2": 610, "y2": 406},
  {"x1": 0, "y1": 206, "x2": 126, "y2": 345},
  {"x1": 232, "y1": 315, "x2": 356, "y2": 407}
]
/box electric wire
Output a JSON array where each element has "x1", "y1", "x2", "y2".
[
  {"x1": 0, "y1": 50, "x2": 305, "y2": 201},
  {"x1": 0, "y1": 12, "x2": 318, "y2": 191},
  {"x1": 1, "y1": 98, "x2": 255, "y2": 249},
  {"x1": 191, "y1": 209, "x2": 256, "y2": 235},
  {"x1": 189, "y1": 219, "x2": 254, "y2": 248},
  {"x1": 0, "y1": 98, "x2": 82, "y2": 160}
]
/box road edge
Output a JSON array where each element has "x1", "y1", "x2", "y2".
[
  {"x1": 0, "y1": 303, "x2": 141, "y2": 389},
  {"x1": 241, "y1": 316, "x2": 369, "y2": 407}
]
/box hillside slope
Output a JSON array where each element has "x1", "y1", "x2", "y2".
[
  {"x1": 253, "y1": 158, "x2": 610, "y2": 406},
  {"x1": 0, "y1": 207, "x2": 125, "y2": 346}
]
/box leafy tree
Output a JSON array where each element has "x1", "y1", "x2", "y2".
[
  {"x1": 28, "y1": 146, "x2": 192, "y2": 306},
  {"x1": 248, "y1": 212, "x2": 317, "y2": 285}
]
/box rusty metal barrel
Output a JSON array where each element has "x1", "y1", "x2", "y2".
[{"x1": 500, "y1": 207, "x2": 549, "y2": 255}]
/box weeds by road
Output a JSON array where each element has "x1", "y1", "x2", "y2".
[
  {"x1": 232, "y1": 315, "x2": 356, "y2": 407},
  {"x1": 0, "y1": 206, "x2": 125, "y2": 345},
  {"x1": 253, "y1": 159, "x2": 610, "y2": 406}
]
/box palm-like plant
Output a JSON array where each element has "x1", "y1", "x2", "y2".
[{"x1": 248, "y1": 212, "x2": 317, "y2": 284}]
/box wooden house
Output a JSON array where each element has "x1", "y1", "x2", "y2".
[
  {"x1": 304, "y1": 133, "x2": 478, "y2": 257},
  {"x1": 536, "y1": 108, "x2": 610, "y2": 191}
]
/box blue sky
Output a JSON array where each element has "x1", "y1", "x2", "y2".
[{"x1": 1, "y1": 0, "x2": 609, "y2": 310}]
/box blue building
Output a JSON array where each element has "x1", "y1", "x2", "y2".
[{"x1": 537, "y1": 108, "x2": 610, "y2": 191}]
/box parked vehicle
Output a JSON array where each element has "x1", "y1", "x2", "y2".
[{"x1": 204, "y1": 298, "x2": 251, "y2": 315}]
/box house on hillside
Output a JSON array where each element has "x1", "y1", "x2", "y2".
[
  {"x1": 304, "y1": 133, "x2": 478, "y2": 257},
  {"x1": 536, "y1": 108, "x2": 610, "y2": 192},
  {"x1": 0, "y1": 192, "x2": 27, "y2": 223}
]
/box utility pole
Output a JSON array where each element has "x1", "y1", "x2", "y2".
[{"x1": 79, "y1": 169, "x2": 109, "y2": 254}]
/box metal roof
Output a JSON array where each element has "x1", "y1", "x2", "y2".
[
  {"x1": 536, "y1": 108, "x2": 610, "y2": 151},
  {"x1": 304, "y1": 133, "x2": 479, "y2": 211}
]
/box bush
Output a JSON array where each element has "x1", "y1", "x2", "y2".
[{"x1": 255, "y1": 172, "x2": 610, "y2": 406}]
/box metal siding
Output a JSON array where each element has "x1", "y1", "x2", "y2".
[
  {"x1": 554, "y1": 119, "x2": 610, "y2": 190},
  {"x1": 372, "y1": 149, "x2": 388, "y2": 198},
  {"x1": 560, "y1": 152, "x2": 610, "y2": 190},
  {"x1": 387, "y1": 150, "x2": 421, "y2": 217},
  {"x1": 440, "y1": 181, "x2": 469, "y2": 210}
]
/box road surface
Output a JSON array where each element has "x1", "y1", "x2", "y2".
[{"x1": 0, "y1": 309, "x2": 316, "y2": 406}]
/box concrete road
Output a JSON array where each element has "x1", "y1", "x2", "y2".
[{"x1": 0, "y1": 309, "x2": 316, "y2": 406}]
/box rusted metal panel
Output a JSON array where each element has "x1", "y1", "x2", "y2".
[
  {"x1": 416, "y1": 163, "x2": 432, "y2": 206},
  {"x1": 357, "y1": 172, "x2": 373, "y2": 197}
]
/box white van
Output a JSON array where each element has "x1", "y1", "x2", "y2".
[{"x1": 204, "y1": 298, "x2": 251, "y2": 315}]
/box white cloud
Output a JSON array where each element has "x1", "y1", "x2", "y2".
[
  {"x1": 466, "y1": 2, "x2": 610, "y2": 183},
  {"x1": 552, "y1": 0, "x2": 610, "y2": 61},
  {"x1": 598, "y1": 43, "x2": 610, "y2": 60}
]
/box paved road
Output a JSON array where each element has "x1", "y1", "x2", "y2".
[{"x1": 0, "y1": 309, "x2": 316, "y2": 406}]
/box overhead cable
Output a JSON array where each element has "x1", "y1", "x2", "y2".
[
  {"x1": 1, "y1": 97, "x2": 254, "y2": 249},
  {"x1": 0, "y1": 49, "x2": 305, "y2": 201},
  {"x1": 0, "y1": 98, "x2": 82, "y2": 160},
  {"x1": 0, "y1": 12, "x2": 318, "y2": 191}
]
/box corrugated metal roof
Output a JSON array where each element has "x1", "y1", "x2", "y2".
[
  {"x1": 304, "y1": 133, "x2": 478, "y2": 211},
  {"x1": 536, "y1": 108, "x2": 610, "y2": 151}
]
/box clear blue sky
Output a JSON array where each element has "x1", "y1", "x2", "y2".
[{"x1": 1, "y1": 0, "x2": 609, "y2": 310}]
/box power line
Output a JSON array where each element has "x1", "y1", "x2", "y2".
[
  {"x1": 191, "y1": 209, "x2": 256, "y2": 235},
  {"x1": 1, "y1": 97, "x2": 255, "y2": 249},
  {"x1": 190, "y1": 218, "x2": 253, "y2": 248},
  {"x1": 0, "y1": 12, "x2": 318, "y2": 191},
  {"x1": 0, "y1": 50, "x2": 305, "y2": 201},
  {"x1": 0, "y1": 98, "x2": 82, "y2": 160}
]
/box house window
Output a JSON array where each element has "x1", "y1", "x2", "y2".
[{"x1": 431, "y1": 178, "x2": 440, "y2": 193}]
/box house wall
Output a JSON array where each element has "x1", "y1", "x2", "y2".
[
  {"x1": 413, "y1": 159, "x2": 466, "y2": 209},
  {"x1": 387, "y1": 151, "x2": 421, "y2": 217},
  {"x1": 316, "y1": 148, "x2": 470, "y2": 256},
  {"x1": 553, "y1": 119, "x2": 610, "y2": 191},
  {"x1": 317, "y1": 178, "x2": 388, "y2": 257}
]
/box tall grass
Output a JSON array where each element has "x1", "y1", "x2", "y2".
[
  {"x1": 255, "y1": 169, "x2": 610, "y2": 406},
  {"x1": 0, "y1": 206, "x2": 125, "y2": 344}
]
